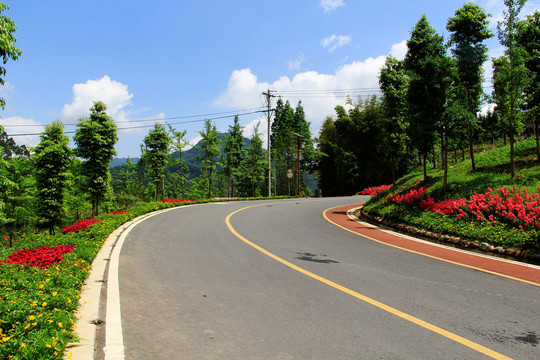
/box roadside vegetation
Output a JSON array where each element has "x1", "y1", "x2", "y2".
[{"x1": 360, "y1": 136, "x2": 540, "y2": 252}]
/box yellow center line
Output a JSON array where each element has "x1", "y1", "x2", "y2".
[{"x1": 225, "y1": 203, "x2": 512, "y2": 360}]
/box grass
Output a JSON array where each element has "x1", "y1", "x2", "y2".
[{"x1": 362, "y1": 136, "x2": 540, "y2": 252}]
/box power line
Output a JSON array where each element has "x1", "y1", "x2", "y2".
[
  {"x1": 6, "y1": 110, "x2": 266, "y2": 137},
  {"x1": 1, "y1": 107, "x2": 266, "y2": 128}
]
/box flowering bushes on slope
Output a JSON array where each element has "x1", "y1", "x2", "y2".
[
  {"x1": 360, "y1": 185, "x2": 540, "y2": 231},
  {"x1": 389, "y1": 187, "x2": 428, "y2": 205},
  {"x1": 61, "y1": 218, "x2": 102, "y2": 234},
  {"x1": 0, "y1": 244, "x2": 75, "y2": 269},
  {"x1": 458, "y1": 186, "x2": 540, "y2": 229},
  {"x1": 357, "y1": 185, "x2": 392, "y2": 197}
]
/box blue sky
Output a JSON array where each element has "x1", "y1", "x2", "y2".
[{"x1": 1, "y1": 0, "x2": 539, "y2": 158}]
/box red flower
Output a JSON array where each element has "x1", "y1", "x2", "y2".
[
  {"x1": 358, "y1": 185, "x2": 392, "y2": 197},
  {"x1": 1, "y1": 244, "x2": 75, "y2": 269},
  {"x1": 62, "y1": 218, "x2": 103, "y2": 234}
]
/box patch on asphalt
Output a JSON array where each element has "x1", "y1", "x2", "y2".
[{"x1": 295, "y1": 252, "x2": 339, "y2": 264}]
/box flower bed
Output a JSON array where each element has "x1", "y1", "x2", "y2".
[
  {"x1": 161, "y1": 198, "x2": 198, "y2": 203},
  {"x1": 105, "y1": 211, "x2": 128, "y2": 215},
  {"x1": 0, "y1": 244, "x2": 75, "y2": 269},
  {"x1": 360, "y1": 185, "x2": 540, "y2": 251},
  {"x1": 61, "y1": 219, "x2": 103, "y2": 234},
  {"x1": 357, "y1": 184, "x2": 392, "y2": 197}
]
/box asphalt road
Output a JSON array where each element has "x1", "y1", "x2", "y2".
[{"x1": 116, "y1": 197, "x2": 540, "y2": 359}]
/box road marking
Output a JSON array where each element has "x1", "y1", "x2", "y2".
[
  {"x1": 324, "y1": 205, "x2": 539, "y2": 287},
  {"x1": 103, "y1": 205, "x2": 197, "y2": 360},
  {"x1": 225, "y1": 204, "x2": 512, "y2": 360}
]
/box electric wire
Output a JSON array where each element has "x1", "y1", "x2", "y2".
[{"x1": 6, "y1": 110, "x2": 266, "y2": 137}]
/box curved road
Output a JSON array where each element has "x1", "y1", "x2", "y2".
[{"x1": 111, "y1": 197, "x2": 539, "y2": 359}]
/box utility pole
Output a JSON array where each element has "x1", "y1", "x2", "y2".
[{"x1": 262, "y1": 89, "x2": 276, "y2": 197}]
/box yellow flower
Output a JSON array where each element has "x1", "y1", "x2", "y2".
[
  {"x1": 45, "y1": 344, "x2": 52, "y2": 348},
  {"x1": 52, "y1": 291, "x2": 58, "y2": 297},
  {"x1": 19, "y1": 343, "x2": 26, "y2": 348},
  {"x1": 57, "y1": 322, "x2": 63, "y2": 328}
]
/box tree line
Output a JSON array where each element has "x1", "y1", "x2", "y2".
[
  {"x1": 316, "y1": 1, "x2": 540, "y2": 196},
  {"x1": 0, "y1": 98, "x2": 317, "y2": 240}
]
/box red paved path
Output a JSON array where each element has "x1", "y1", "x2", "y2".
[{"x1": 325, "y1": 204, "x2": 540, "y2": 286}]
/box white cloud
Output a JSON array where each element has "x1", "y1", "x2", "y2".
[
  {"x1": 288, "y1": 53, "x2": 305, "y2": 72},
  {"x1": 321, "y1": 35, "x2": 351, "y2": 53},
  {"x1": 320, "y1": 0, "x2": 345, "y2": 13},
  {"x1": 213, "y1": 41, "x2": 405, "y2": 140},
  {"x1": 0, "y1": 116, "x2": 43, "y2": 148},
  {"x1": 61, "y1": 75, "x2": 134, "y2": 124},
  {"x1": 389, "y1": 40, "x2": 408, "y2": 60}
]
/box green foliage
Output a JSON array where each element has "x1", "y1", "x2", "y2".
[
  {"x1": 143, "y1": 123, "x2": 170, "y2": 201},
  {"x1": 517, "y1": 11, "x2": 540, "y2": 160},
  {"x1": 238, "y1": 122, "x2": 267, "y2": 197},
  {"x1": 404, "y1": 15, "x2": 451, "y2": 179},
  {"x1": 0, "y1": 3, "x2": 21, "y2": 111},
  {"x1": 496, "y1": 0, "x2": 530, "y2": 178},
  {"x1": 447, "y1": 2, "x2": 494, "y2": 171},
  {"x1": 167, "y1": 126, "x2": 191, "y2": 199},
  {"x1": 271, "y1": 100, "x2": 315, "y2": 196},
  {"x1": 33, "y1": 121, "x2": 73, "y2": 235},
  {"x1": 196, "y1": 119, "x2": 221, "y2": 198},
  {"x1": 223, "y1": 116, "x2": 245, "y2": 197},
  {"x1": 378, "y1": 56, "x2": 410, "y2": 183},
  {"x1": 73, "y1": 102, "x2": 118, "y2": 216}
]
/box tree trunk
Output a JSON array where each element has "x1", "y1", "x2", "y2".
[
  {"x1": 443, "y1": 129, "x2": 448, "y2": 193},
  {"x1": 510, "y1": 131, "x2": 516, "y2": 179},
  {"x1": 468, "y1": 124, "x2": 476, "y2": 171},
  {"x1": 423, "y1": 152, "x2": 428, "y2": 180},
  {"x1": 535, "y1": 116, "x2": 539, "y2": 162}
]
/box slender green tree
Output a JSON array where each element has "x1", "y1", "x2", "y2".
[
  {"x1": 33, "y1": 120, "x2": 72, "y2": 234},
  {"x1": 74, "y1": 101, "x2": 118, "y2": 216},
  {"x1": 196, "y1": 119, "x2": 220, "y2": 198},
  {"x1": 316, "y1": 117, "x2": 339, "y2": 196},
  {"x1": 378, "y1": 55, "x2": 409, "y2": 184},
  {"x1": 404, "y1": 15, "x2": 449, "y2": 180},
  {"x1": 143, "y1": 123, "x2": 170, "y2": 201},
  {"x1": 223, "y1": 115, "x2": 244, "y2": 197},
  {"x1": 447, "y1": 2, "x2": 494, "y2": 171},
  {"x1": 271, "y1": 99, "x2": 296, "y2": 195},
  {"x1": 492, "y1": 56, "x2": 512, "y2": 143},
  {"x1": 497, "y1": 0, "x2": 529, "y2": 178},
  {"x1": 0, "y1": 3, "x2": 21, "y2": 111},
  {"x1": 167, "y1": 126, "x2": 190, "y2": 198},
  {"x1": 242, "y1": 122, "x2": 266, "y2": 197},
  {"x1": 517, "y1": 11, "x2": 540, "y2": 160}
]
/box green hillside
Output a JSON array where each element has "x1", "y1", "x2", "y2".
[{"x1": 361, "y1": 136, "x2": 540, "y2": 254}]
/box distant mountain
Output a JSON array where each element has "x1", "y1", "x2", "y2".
[
  {"x1": 110, "y1": 133, "x2": 249, "y2": 181},
  {"x1": 110, "y1": 157, "x2": 139, "y2": 168}
]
